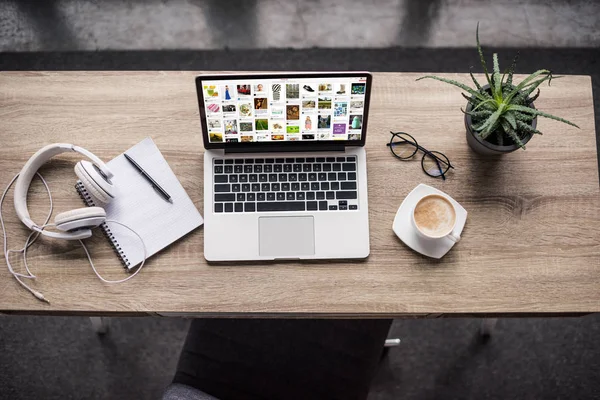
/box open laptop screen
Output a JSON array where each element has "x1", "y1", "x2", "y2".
[{"x1": 196, "y1": 72, "x2": 372, "y2": 150}]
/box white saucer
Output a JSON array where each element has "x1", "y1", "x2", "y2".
[{"x1": 392, "y1": 184, "x2": 467, "y2": 259}]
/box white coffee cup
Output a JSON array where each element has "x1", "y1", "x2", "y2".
[{"x1": 412, "y1": 194, "x2": 461, "y2": 242}]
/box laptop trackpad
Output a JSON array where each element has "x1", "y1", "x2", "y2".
[{"x1": 259, "y1": 216, "x2": 315, "y2": 257}]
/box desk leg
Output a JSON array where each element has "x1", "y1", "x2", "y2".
[
  {"x1": 90, "y1": 317, "x2": 109, "y2": 335},
  {"x1": 479, "y1": 318, "x2": 498, "y2": 338}
]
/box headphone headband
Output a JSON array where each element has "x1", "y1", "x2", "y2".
[{"x1": 14, "y1": 144, "x2": 113, "y2": 238}]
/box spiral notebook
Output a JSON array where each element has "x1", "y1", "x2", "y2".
[{"x1": 76, "y1": 137, "x2": 203, "y2": 270}]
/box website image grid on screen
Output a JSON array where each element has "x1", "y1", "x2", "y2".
[{"x1": 197, "y1": 73, "x2": 370, "y2": 147}]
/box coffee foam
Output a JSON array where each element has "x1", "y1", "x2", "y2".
[{"x1": 414, "y1": 195, "x2": 456, "y2": 237}]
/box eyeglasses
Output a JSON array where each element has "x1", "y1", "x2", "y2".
[{"x1": 386, "y1": 131, "x2": 454, "y2": 180}]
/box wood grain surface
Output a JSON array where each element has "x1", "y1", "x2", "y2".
[{"x1": 0, "y1": 71, "x2": 598, "y2": 316}]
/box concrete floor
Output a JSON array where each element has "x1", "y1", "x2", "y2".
[{"x1": 1, "y1": 0, "x2": 599, "y2": 51}]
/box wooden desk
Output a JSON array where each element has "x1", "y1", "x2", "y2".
[{"x1": 0, "y1": 72, "x2": 598, "y2": 316}]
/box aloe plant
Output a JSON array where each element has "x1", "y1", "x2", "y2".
[{"x1": 416, "y1": 24, "x2": 579, "y2": 149}]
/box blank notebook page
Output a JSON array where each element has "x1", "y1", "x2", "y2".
[{"x1": 101, "y1": 137, "x2": 203, "y2": 269}]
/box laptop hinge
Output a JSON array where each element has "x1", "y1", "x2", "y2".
[{"x1": 224, "y1": 144, "x2": 346, "y2": 154}]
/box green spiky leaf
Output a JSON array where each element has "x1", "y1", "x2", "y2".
[
  {"x1": 517, "y1": 120, "x2": 542, "y2": 135},
  {"x1": 416, "y1": 76, "x2": 488, "y2": 102},
  {"x1": 508, "y1": 104, "x2": 580, "y2": 128}
]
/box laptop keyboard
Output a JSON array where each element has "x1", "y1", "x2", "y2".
[{"x1": 213, "y1": 156, "x2": 359, "y2": 213}]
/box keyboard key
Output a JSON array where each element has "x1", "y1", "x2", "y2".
[
  {"x1": 307, "y1": 192, "x2": 315, "y2": 200},
  {"x1": 326, "y1": 157, "x2": 335, "y2": 162},
  {"x1": 214, "y1": 184, "x2": 230, "y2": 192},
  {"x1": 349, "y1": 205, "x2": 358, "y2": 210},
  {"x1": 336, "y1": 157, "x2": 345, "y2": 162},
  {"x1": 279, "y1": 173, "x2": 287, "y2": 182},
  {"x1": 313, "y1": 164, "x2": 322, "y2": 172},
  {"x1": 257, "y1": 193, "x2": 266, "y2": 201},
  {"x1": 257, "y1": 202, "x2": 305, "y2": 212},
  {"x1": 271, "y1": 183, "x2": 280, "y2": 191},
  {"x1": 339, "y1": 205, "x2": 348, "y2": 210},
  {"x1": 285, "y1": 158, "x2": 294, "y2": 163},
  {"x1": 319, "y1": 201, "x2": 328, "y2": 210},
  {"x1": 266, "y1": 158, "x2": 275, "y2": 163},
  {"x1": 339, "y1": 200, "x2": 348, "y2": 206},
  {"x1": 255, "y1": 158, "x2": 264, "y2": 164},
  {"x1": 269, "y1": 174, "x2": 277, "y2": 182},
  {"x1": 316, "y1": 157, "x2": 325, "y2": 162},
  {"x1": 282, "y1": 183, "x2": 290, "y2": 191},
  {"x1": 249, "y1": 174, "x2": 258, "y2": 182},
  {"x1": 225, "y1": 159, "x2": 234, "y2": 165},
  {"x1": 342, "y1": 163, "x2": 356, "y2": 172},
  {"x1": 234, "y1": 159, "x2": 244, "y2": 165},
  {"x1": 247, "y1": 193, "x2": 256, "y2": 201},
  {"x1": 331, "y1": 182, "x2": 340, "y2": 191},
  {"x1": 307, "y1": 201, "x2": 318, "y2": 210},
  {"x1": 347, "y1": 156, "x2": 356, "y2": 162},
  {"x1": 244, "y1": 165, "x2": 253, "y2": 173},
  {"x1": 254, "y1": 165, "x2": 263, "y2": 173},
  {"x1": 329, "y1": 205, "x2": 338, "y2": 210},
  {"x1": 259, "y1": 174, "x2": 268, "y2": 182},
  {"x1": 275, "y1": 158, "x2": 284, "y2": 163},
  {"x1": 245, "y1": 202, "x2": 256, "y2": 212},
  {"x1": 215, "y1": 159, "x2": 224, "y2": 164},
  {"x1": 318, "y1": 173, "x2": 327, "y2": 181},
  {"x1": 291, "y1": 183, "x2": 300, "y2": 191},
  {"x1": 261, "y1": 183, "x2": 270, "y2": 191},
  {"x1": 284, "y1": 164, "x2": 292, "y2": 172},
  {"x1": 321, "y1": 182, "x2": 329, "y2": 190},
  {"x1": 308, "y1": 173, "x2": 317, "y2": 181},
  {"x1": 215, "y1": 203, "x2": 223, "y2": 212},
  {"x1": 303, "y1": 164, "x2": 311, "y2": 172},
  {"x1": 294, "y1": 164, "x2": 302, "y2": 172},
  {"x1": 264, "y1": 165, "x2": 273, "y2": 173},
  {"x1": 215, "y1": 193, "x2": 235, "y2": 202},
  {"x1": 215, "y1": 166, "x2": 223, "y2": 173},
  {"x1": 306, "y1": 157, "x2": 315, "y2": 163},
  {"x1": 317, "y1": 192, "x2": 325, "y2": 200},
  {"x1": 234, "y1": 165, "x2": 243, "y2": 173},
  {"x1": 274, "y1": 165, "x2": 283, "y2": 172},
  {"x1": 301, "y1": 183, "x2": 309, "y2": 191},
  {"x1": 267, "y1": 192, "x2": 275, "y2": 201},
  {"x1": 323, "y1": 164, "x2": 332, "y2": 171},
  {"x1": 297, "y1": 192, "x2": 305, "y2": 200},
  {"x1": 336, "y1": 191, "x2": 357, "y2": 199},
  {"x1": 338, "y1": 172, "x2": 346, "y2": 180},
  {"x1": 224, "y1": 166, "x2": 233, "y2": 173},
  {"x1": 341, "y1": 182, "x2": 357, "y2": 190},
  {"x1": 326, "y1": 191, "x2": 335, "y2": 199},
  {"x1": 244, "y1": 159, "x2": 254, "y2": 164},
  {"x1": 232, "y1": 184, "x2": 241, "y2": 192},
  {"x1": 277, "y1": 192, "x2": 285, "y2": 201},
  {"x1": 289, "y1": 173, "x2": 298, "y2": 182},
  {"x1": 311, "y1": 182, "x2": 320, "y2": 191},
  {"x1": 237, "y1": 193, "x2": 245, "y2": 202},
  {"x1": 225, "y1": 203, "x2": 233, "y2": 212},
  {"x1": 229, "y1": 175, "x2": 238, "y2": 183},
  {"x1": 235, "y1": 203, "x2": 243, "y2": 212},
  {"x1": 286, "y1": 192, "x2": 295, "y2": 200},
  {"x1": 333, "y1": 164, "x2": 342, "y2": 171},
  {"x1": 215, "y1": 175, "x2": 228, "y2": 183},
  {"x1": 252, "y1": 183, "x2": 260, "y2": 192},
  {"x1": 348, "y1": 172, "x2": 357, "y2": 180},
  {"x1": 296, "y1": 158, "x2": 305, "y2": 163},
  {"x1": 328, "y1": 173, "x2": 337, "y2": 180},
  {"x1": 299, "y1": 173, "x2": 307, "y2": 181},
  {"x1": 239, "y1": 174, "x2": 248, "y2": 182}
]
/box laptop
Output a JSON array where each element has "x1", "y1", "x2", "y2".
[{"x1": 195, "y1": 72, "x2": 372, "y2": 261}]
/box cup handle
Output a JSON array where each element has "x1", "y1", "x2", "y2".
[{"x1": 447, "y1": 230, "x2": 461, "y2": 243}]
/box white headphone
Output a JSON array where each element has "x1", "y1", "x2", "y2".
[
  {"x1": 14, "y1": 143, "x2": 115, "y2": 240},
  {"x1": 2, "y1": 143, "x2": 147, "y2": 303}
]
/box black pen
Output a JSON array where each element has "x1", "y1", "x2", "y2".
[{"x1": 123, "y1": 153, "x2": 173, "y2": 203}]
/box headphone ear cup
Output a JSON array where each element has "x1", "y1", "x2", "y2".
[
  {"x1": 75, "y1": 161, "x2": 114, "y2": 204},
  {"x1": 54, "y1": 207, "x2": 106, "y2": 232}
]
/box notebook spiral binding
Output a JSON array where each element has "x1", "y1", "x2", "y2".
[{"x1": 75, "y1": 181, "x2": 131, "y2": 269}]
